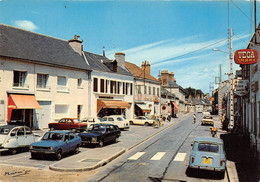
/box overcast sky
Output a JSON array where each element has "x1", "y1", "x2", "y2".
[{"x1": 0, "y1": 0, "x2": 259, "y2": 94}]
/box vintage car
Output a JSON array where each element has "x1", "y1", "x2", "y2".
[
  {"x1": 78, "y1": 124, "x2": 121, "y2": 147},
  {"x1": 48, "y1": 118, "x2": 87, "y2": 132},
  {"x1": 29, "y1": 130, "x2": 81, "y2": 160},
  {"x1": 129, "y1": 116, "x2": 155, "y2": 126},
  {"x1": 201, "y1": 115, "x2": 214, "y2": 126},
  {"x1": 188, "y1": 137, "x2": 226, "y2": 174},
  {"x1": 102, "y1": 115, "x2": 130, "y2": 130},
  {"x1": 81, "y1": 117, "x2": 108, "y2": 129},
  {"x1": 0, "y1": 125, "x2": 41, "y2": 154}
]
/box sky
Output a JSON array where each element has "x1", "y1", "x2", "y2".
[{"x1": 0, "y1": 0, "x2": 259, "y2": 94}]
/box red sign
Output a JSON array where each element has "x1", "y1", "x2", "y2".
[{"x1": 234, "y1": 49, "x2": 258, "y2": 65}]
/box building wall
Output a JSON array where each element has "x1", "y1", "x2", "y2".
[
  {"x1": 0, "y1": 58, "x2": 90, "y2": 128},
  {"x1": 90, "y1": 70, "x2": 135, "y2": 119}
]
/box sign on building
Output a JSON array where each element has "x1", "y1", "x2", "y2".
[
  {"x1": 234, "y1": 79, "x2": 249, "y2": 96},
  {"x1": 234, "y1": 49, "x2": 258, "y2": 65}
]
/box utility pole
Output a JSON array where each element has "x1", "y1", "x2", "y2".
[{"x1": 228, "y1": 28, "x2": 234, "y2": 130}]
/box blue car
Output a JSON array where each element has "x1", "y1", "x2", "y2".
[
  {"x1": 29, "y1": 130, "x2": 81, "y2": 160},
  {"x1": 188, "y1": 137, "x2": 226, "y2": 173}
]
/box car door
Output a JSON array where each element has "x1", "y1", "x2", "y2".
[
  {"x1": 104, "y1": 126, "x2": 112, "y2": 142},
  {"x1": 68, "y1": 133, "x2": 76, "y2": 151},
  {"x1": 135, "y1": 116, "x2": 144, "y2": 125},
  {"x1": 63, "y1": 133, "x2": 71, "y2": 152},
  {"x1": 17, "y1": 127, "x2": 27, "y2": 146},
  {"x1": 24, "y1": 127, "x2": 35, "y2": 145}
]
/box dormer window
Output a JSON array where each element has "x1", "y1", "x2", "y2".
[{"x1": 112, "y1": 60, "x2": 117, "y2": 72}]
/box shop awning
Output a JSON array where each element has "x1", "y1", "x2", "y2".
[
  {"x1": 97, "y1": 100, "x2": 130, "y2": 114},
  {"x1": 171, "y1": 101, "x2": 180, "y2": 110},
  {"x1": 136, "y1": 104, "x2": 151, "y2": 113},
  {"x1": 8, "y1": 94, "x2": 42, "y2": 121}
]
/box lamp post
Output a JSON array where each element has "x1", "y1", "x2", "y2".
[{"x1": 213, "y1": 28, "x2": 234, "y2": 130}]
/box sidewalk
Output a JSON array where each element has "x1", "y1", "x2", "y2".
[
  {"x1": 213, "y1": 116, "x2": 239, "y2": 182},
  {"x1": 48, "y1": 113, "x2": 191, "y2": 172}
]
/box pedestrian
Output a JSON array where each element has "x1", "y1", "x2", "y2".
[{"x1": 193, "y1": 113, "x2": 196, "y2": 124}]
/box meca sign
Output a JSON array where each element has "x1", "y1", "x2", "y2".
[{"x1": 234, "y1": 49, "x2": 258, "y2": 65}]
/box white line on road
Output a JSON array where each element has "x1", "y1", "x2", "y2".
[
  {"x1": 150, "y1": 152, "x2": 166, "y2": 161},
  {"x1": 128, "y1": 152, "x2": 145, "y2": 160},
  {"x1": 174, "y1": 153, "x2": 186, "y2": 161}
]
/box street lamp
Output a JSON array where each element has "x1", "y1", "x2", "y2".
[{"x1": 212, "y1": 28, "x2": 234, "y2": 130}]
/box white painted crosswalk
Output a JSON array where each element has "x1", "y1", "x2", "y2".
[{"x1": 128, "y1": 152, "x2": 187, "y2": 161}]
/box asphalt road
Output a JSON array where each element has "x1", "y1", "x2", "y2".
[{"x1": 86, "y1": 114, "x2": 227, "y2": 182}]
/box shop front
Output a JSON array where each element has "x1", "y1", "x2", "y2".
[
  {"x1": 7, "y1": 94, "x2": 42, "y2": 128},
  {"x1": 97, "y1": 99, "x2": 131, "y2": 117},
  {"x1": 171, "y1": 101, "x2": 180, "y2": 118},
  {"x1": 135, "y1": 103, "x2": 151, "y2": 116}
]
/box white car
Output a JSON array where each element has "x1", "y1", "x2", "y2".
[
  {"x1": 129, "y1": 116, "x2": 155, "y2": 126},
  {"x1": 81, "y1": 117, "x2": 108, "y2": 129},
  {"x1": 0, "y1": 125, "x2": 41, "y2": 154},
  {"x1": 103, "y1": 115, "x2": 130, "y2": 130}
]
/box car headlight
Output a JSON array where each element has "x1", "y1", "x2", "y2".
[
  {"x1": 29, "y1": 146, "x2": 33, "y2": 150},
  {"x1": 50, "y1": 147, "x2": 54, "y2": 151},
  {"x1": 91, "y1": 137, "x2": 97, "y2": 142}
]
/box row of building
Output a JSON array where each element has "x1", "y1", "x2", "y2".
[
  {"x1": 0, "y1": 24, "x2": 193, "y2": 130},
  {"x1": 213, "y1": 24, "x2": 260, "y2": 153}
]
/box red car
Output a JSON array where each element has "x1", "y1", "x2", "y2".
[{"x1": 48, "y1": 118, "x2": 87, "y2": 132}]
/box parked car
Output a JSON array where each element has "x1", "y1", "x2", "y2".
[
  {"x1": 48, "y1": 118, "x2": 87, "y2": 132},
  {"x1": 102, "y1": 115, "x2": 130, "y2": 130},
  {"x1": 129, "y1": 116, "x2": 155, "y2": 126},
  {"x1": 0, "y1": 125, "x2": 41, "y2": 154},
  {"x1": 188, "y1": 137, "x2": 226, "y2": 175},
  {"x1": 29, "y1": 130, "x2": 81, "y2": 160},
  {"x1": 81, "y1": 117, "x2": 108, "y2": 129},
  {"x1": 78, "y1": 124, "x2": 121, "y2": 147},
  {"x1": 201, "y1": 115, "x2": 214, "y2": 126}
]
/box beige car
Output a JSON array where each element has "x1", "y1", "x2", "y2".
[
  {"x1": 129, "y1": 116, "x2": 155, "y2": 126},
  {"x1": 201, "y1": 115, "x2": 214, "y2": 126}
]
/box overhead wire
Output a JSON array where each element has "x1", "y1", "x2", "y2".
[
  {"x1": 230, "y1": 0, "x2": 251, "y2": 21},
  {"x1": 233, "y1": 32, "x2": 249, "y2": 46}
]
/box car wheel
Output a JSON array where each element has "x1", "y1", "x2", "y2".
[
  {"x1": 56, "y1": 150, "x2": 62, "y2": 160},
  {"x1": 129, "y1": 121, "x2": 134, "y2": 125},
  {"x1": 114, "y1": 136, "x2": 119, "y2": 143},
  {"x1": 144, "y1": 122, "x2": 149, "y2": 126},
  {"x1": 50, "y1": 127, "x2": 54, "y2": 131},
  {"x1": 74, "y1": 145, "x2": 80, "y2": 154},
  {"x1": 99, "y1": 139, "x2": 104, "y2": 147},
  {"x1": 9, "y1": 148, "x2": 18, "y2": 155}
]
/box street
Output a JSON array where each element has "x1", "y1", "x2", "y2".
[{"x1": 0, "y1": 114, "x2": 238, "y2": 182}]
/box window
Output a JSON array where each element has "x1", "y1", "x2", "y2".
[
  {"x1": 13, "y1": 71, "x2": 27, "y2": 87},
  {"x1": 157, "y1": 88, "x2": 160, "y2": 96},
  {"x1": 153, "y1": 87, "x2": 155, "y2": 95},
  {"x1": 37, "y1": 74, "x2": 48, "y2": 88},
  {"x1": 110, "y1": 81, "x2": 116, "y2": 94},
  {"x1": 137, "y1": 85, "x2": 141, "y2": 94},
  {"x1": 78, "y1": 78, "x2": 82, "y2": 88},
  {"x1": 144, "y1": 86, "x2": 147, "y2": 94},
  {"x1": 106, "y1": 80, "x2": 109, "y2": 93},
  {"x1": 58, "y1": 76, "x2": 66, "y2": 86},
  {"x1": 93, "y1": 78, "x2": 98, "y2": 92},
  {"x1": 198, "y1": 143, "x2": 218, "y2": 152},
  {"x1": 126, "y1": 83, "x2": 129, "y2": 95},
  {"x1": 117, "y1": 82, "x2": 120, "y2": 94},
  {"x1": 130, "y1": 83, "x2": 133, "y2": 95},
  {"x1": 123, "y1": 82, "x2": 126, "y2": 94},
  {"x1": 149, "y1": 86, "x2": 151, "y2": 95},
  {"x1": 100, "y1": 79, "x2": 105, "y2": 93}
]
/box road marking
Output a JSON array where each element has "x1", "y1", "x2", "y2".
[
  {"x1": 174, "y1": 153, "x2": 186, "y2": 161},
  {"x1": 150, "y1": 152, "x2": 166, "y2": 160},
  {"x1": 128, "y1": 152, "x2": 145, "y2": 160}
]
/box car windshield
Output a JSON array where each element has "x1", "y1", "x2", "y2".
[
  {"x1": 204, "y1": 115, "x2": 213, "y2": 119},
  {"x1": 117, "y1": 117, "x2": 123, "y2": 121},
  {"x1": 0, "y1": 128, "x2": 10, "y2": 135},
  {"x1": 97, "y1": 117, "x2": 105, "y2": 122},
  {"x1": 198, "y1": 143, "x2": 219, "y2": 152},
  {"x1": 88, "y1": 125, "x2": 106, "y2": 133},
  {"x1": 42, "y1": 132, "x2": 64, "y2": 141}
]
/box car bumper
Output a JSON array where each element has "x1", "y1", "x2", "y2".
[
  {"x1": 81, "y1": 140, "x2": 99, "y2": 144},
  {"x1": 188, "y1": 164, "x2": 225, "y2": 172},
  {"x1": 30, "y1": 149, "x2": 56, "y2": 155},
  {"x1": 201, "y1": 121, "x2": 214, "y2": 125}
]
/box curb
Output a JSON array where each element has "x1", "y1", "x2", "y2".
[{"x1": 49, "y1": 148, "x2": 126, "y2": 172}]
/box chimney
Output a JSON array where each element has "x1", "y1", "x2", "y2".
[
  {"x1": 141, "y1": 61, "x2": 151, "y2": 76},
  {"x1": 114, "y1": 52, "x2": 125, "y2": 69},
  {"x1": 160, "y1": 70, "x2": 169, "y2": 85},
  {"x1": 69, "y1": 34, "x2": 83, "y2": 56},
  {"x1": 103, "y1": 46, "x2": 105, "y2": 57},
  {"x1": 169, "y1": 72, "x2": 176, "y2": 83}
]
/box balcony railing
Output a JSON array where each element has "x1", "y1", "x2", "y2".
[
  {"x1": 57, "y1": 86, "x2": 70, "y2": 92},
  {"x1": 36, "y1": 85, "x2": 51, "y2": 91}
]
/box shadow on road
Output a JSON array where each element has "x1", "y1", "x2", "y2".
[{"x1": 220, "y1": 133, "x2": 260, "y2": 182}]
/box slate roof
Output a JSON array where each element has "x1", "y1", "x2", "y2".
[
  {"x1": 125, "y1": 62, "x2": 159, "y2": 82},
  {"x1": 83, "y1": 51, "x2": 133, "y2": 77},
  {"x1": 0, "y1": 24, "x2": 91, "y2": 71}
]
